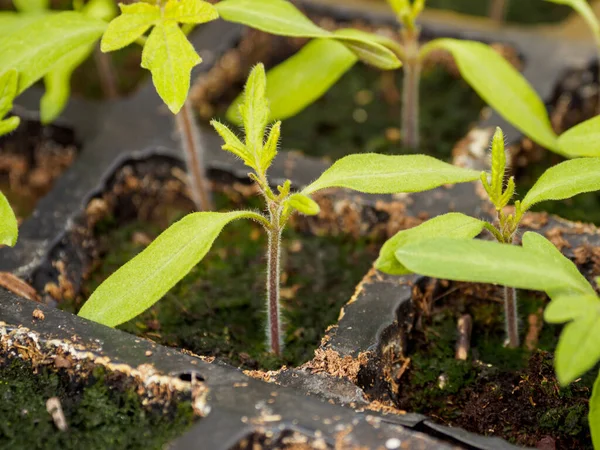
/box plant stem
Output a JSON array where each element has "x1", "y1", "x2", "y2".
[
  {"x1": 94, "y1": 46, "x2": 119, "y2": 99},
  {"x1": 489, "y1": 0, "x2": 509, "y2": 23},
  {"x1": 400, "y1": 28, "x2": 421, "y2": 150},
  {"x1": 504, "y1": 285, "x2": 519, "y2": 348},
  {"x1": 266, "y1": 223, "x2": 282, "y2": 355},
  {"x1": 176, "y1": 99, "x2": 213, "y2": 211}
]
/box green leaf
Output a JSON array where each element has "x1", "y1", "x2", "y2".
[
  {"x1": 0, "y1": 69, "x2": 18, "y2": 119},
  {"x1": 423, "y1": 39, "x2": 558, "y2": 151},
  {"x1": 83, "y1": 0, "x2": 118, "y2": 22},
  {"x1": 0, "y1": 191, "x2": 18, "y2": 247},
  {"x1": 227, "y1": 39, "x2": 357, "y2": 123},
  {"x1": 101, "y1": 3, "x2": 160, "y2": 52},
  {"x1": 0, "y1": 116, "x2": 20, "y2": 136},
  {"x1": 261, "y1": 121, "x2": 281, "y2": 171},
  {"x1": 546, "y1": 0, "x2": 600, "y2": 44},
  {"x1": 544, "y1": 294, "x2": 599, "y2": 323},
  {"x1": 375, "y1": 213, "x2": 485, "y2": 275},
  {"x1": 287, "y1": 193, "x2": 320, "y2": 216},
  {"x1": 0, "y1": 12, "x2": 41, "y2": 36},
  {"x1": 238, "y1": 64, "x2": 270, "y2": 155},
  {"x1": 522, "y1": 232, "x2": 595, "y2": 298},
  {"x1": 13, "y1": 0, "x2": 48, "y2": 14},
  {"x1": 521, "y1": 158, "x2": 600, "y2": 211},
  {"x1": 78, "y1": 210, "x2": 261, "y2": 327},
  {"x1": 0, "y1": 11, "x2": 106, "y2": 94},
  {"x1": 210, "y1": 120, "x2": 253, "y2": 166},
  {"x1": 557, "y1": 115, "x2": 600, "y2": 157},
  {"x1": 215, "y1": 0, "x2": 399, "y2": 69},
  {"x1": 164, "y1": 0, "x2": 219, "y2": 24},
  {"x1": 141, "y1": 21, "x2": 200, "y2": 114},
  {"x1": 40, "y1": 43, "x2": 94, "y2": 124},
  {"x1": 394, "y1": 237, "x2": 589, "y2": 293},
  {"x1": 302, "y1": 154, "x2": 480, "y2": 195},
  {"x1": 555, "y1": 313, "x2": 600, "y2": 384},
  {"x1": 590, "y1": 372, "x2": 600, "y2": 449}
]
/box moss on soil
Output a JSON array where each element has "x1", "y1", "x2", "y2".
[
  {"x1": 223, "y1": 64, "x2": 484, "y2": 162},
  {"x1": 70, "y1": 194, "x2": 377, "y2": 371},
  {"x1": 396, "y1": 289, "x2": 594, "y2": 448},
  {"x1": 0, "y1": 357, "x2": 195, "y2": 450},
  {"x1": 426, "y1": 0, "x2": 581, "y2": 24}
]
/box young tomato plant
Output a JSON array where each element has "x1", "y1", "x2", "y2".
[
  {"x1": 99, "y1": 0, "x2": 400, "y2": 211},
  {"x1": 227, "y1": 0, "x2": 600, "y2": 156},
  {"x1": 78, "y1": 64, "x2": 481, "y2": 356},
  {"x1": 376, "y1": 127, "x2": 600, "y2": 347}
]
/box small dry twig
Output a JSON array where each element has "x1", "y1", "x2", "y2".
[
  {"x1": 455, "y1": 314, "x2": 473, "y2": 360},
  {"x1": 46, "y1": 397, "x2": 68, "y2": 431}
]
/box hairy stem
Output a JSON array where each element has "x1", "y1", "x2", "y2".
[
  {"x1": 504, "y1": 285, "x2": 519, "y2": 348},
  {"x1": 94, "y1": 46, "x2": 119, "y2": 99},
  {"x1": 176, "y1": 99, "x2": 213, "y2": 211},
  {"x1": 401, "y1": 29, "x2": 421, "y2": 150},
  {"x1": 266, "y1": 225, "x2": 282, "y2": 355},
  {"x1": 489, "y1": 0, "x2": 509, "y2": 23}
]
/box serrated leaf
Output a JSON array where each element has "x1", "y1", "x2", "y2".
[
  {"x1": 41, "y1": 43, "x2": 94, "y2": 124},
  {"x1": 0, "y1": 116, "x2": 20, "y2": 136},
  {"x1": 490, "y1": 127, "x2": 506, "y2": 202},
  {"x1": 287, "y1": 193, "x2": 320, "y2": 216},
  {"x1": 239, "y1": 64, "x2": 270, "y2": 152},
  {"x1": 546, "y1": 0, "x2": 600, "y2": 44},
  {"x1": 164, "y1": 0, "x2": 219, "y2": 24},
  {"x1": 394, "y1": 236, "x2": 589, "y2": 293},
  {"x1": 555, "y1": 314, "x2": 600, "y2": 384},
  {"x1": 141, "y1": 21, "x2": 200, "y2": 114},
  {"x1": 303, "y1": 154, "x2": 480, "y2": 195},
  {"x1": 227, "y1": 39, "x2": 357, "y2": 123},
  {"x1": 521, "y1": 157, "x2": 600, "y2": 211},
  {"x1": 544, "y1": 294, "x2": 599, "y2": 323},
  {"x1": 0, "y1": 69, "x2": 18, "y2": 119},
  {"x1": 424, "y1": 39, "x2": 558, "y2": 151},
  {"x1": 79, "y1": 210, "x2": 261, "y2": 327},
  {"x1": 522, "y1": 232, "x2": 595, "y2": 298},
  {"x1": 376, "y1": 213, "x2": 485, "y2": 275},
  {"x1": 0, "y1": 11, "x2": 106, "y2": 93},
  {"x1": 590, "y1": 372, "x2": 600, "y2": 448},
  {"x1": 210, "y1": 120, "x2": 252, "y2": 166},
  {"x1": 0, "y1": 191, "x2": 18, "y2": 247},
  {"x1": 261, "y1": 121, "x2": 280, "y2": 171},
  {"x1": 557, "y1": 115, "x2": 600, "y2": 157},
  {"x1": 101, "y1": 3, "x2": 160, "y2": 52},
  {"x1": 13, "y1": 0, "x2": 48, "y2": 14},
  {"x1": 216, "y1": 0, "x2": 399, "y2": 70}
]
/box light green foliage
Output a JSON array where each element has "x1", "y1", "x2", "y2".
[
  {"x1": 422, "y1": 39, "x2": 559, "y2": 151},
  {"x1": 302, "y1": 154, "x2": 480, "y2": 195},
  {"x1": 215, "y1": 0, "x2": 400, "y2": 70},
  {"x1": 591, "y1": 373, "x2": 600, "y2": 449},
  {"x1": 557, "y1": 115, "x2": 600, "y2": 157},
  {"x1": 101, "y1": 0, "x2": 218, "y2": 113},
  {"x1": 544, "y1": 294, "x2": 599, "y2": 323},
  {"x1": 13, "y1": 0, "x2": 48, "y2": 14},
  {"x1": 79, "y1": 210, "x2": 263, "y2": 327},
  {"x1": 394, "y1": 233, "x2": 588, "y2": 293},
  {"x1": 375, "y1": 213, "x2": 485, "y2": 275},
  {"x1": 287, "y1": 193, "x2": 320, "y2": 216},
  {"x1": 521, "y1": 157, "x2": 600, "y2": 210},
  {"x1": 0, "y1": 12, "x2": 106, "y2": 95},
  {"x1": 387, "y1": 0, "x2": 423, "y2": 27},
  {"x1": 0, "y1": 69, "x2": 20, "y2": 137},
  {"x1": 546, "y1": 0, "x2": 600, "y2": 44},
  {"x1": 480, "y1": 127, "x2": 515, "y2": 211},
  {"x1": 227, "y1": 39, "x2": 357, "y2": 123},
  {"x1": 0, "y1": 191, "x2": 18, "y2": 247}
]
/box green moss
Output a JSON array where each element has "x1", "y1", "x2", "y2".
[
  {"x1": 426, "y1": 0, "x2": 580, "y2": 24},
  {"x1": 72, "y1": 194, "x2": 377, "y2": 370},
  {"x1": 0, "y1": 358, "x2": 195, "y2": 450}
]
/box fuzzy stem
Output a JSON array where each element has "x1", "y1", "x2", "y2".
[
  {"x1": 489, "y1": 0, "x2": 509, "y2": 23},
  {"x1": 504, "y1": 285, "x2": 519, "y2": 348},
  {"x1": 94, "y1": 46, "x2": 119, "y2": 99},
  {"x1": 401, "y1": 29, "x2": 421, "y2": 150},
  {"x1": 176, "y1": 99, "x2": 213, "y2": 211},
  {"x1": 266, "y1": 225, "x2": 282, "y2": 355}
]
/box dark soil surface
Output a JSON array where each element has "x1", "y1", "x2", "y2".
[
  {"x1": 0, "y1": 120, "x2": 77, "y2": 219},
  {"x1": 426, "y1": 0, "x2": 582, "y2": 24},
  {"x1": 0, "y1": 357, "x2": 195, "y2": 450},
  {"x1": 387, "y1": 282, "x2": 594, "y2": 449}
]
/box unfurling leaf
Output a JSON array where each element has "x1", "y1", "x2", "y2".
[
  {"x1": 210, "y1": 120, "x2": 252, "y2": 166},
  {"x1": 394, "y1": 234, "x2": 589, "y2": 294},
  {"x1": 141, "y1": 21, "x2": 200, "y2": 114},
  {"x1": 554, "y1": 313, "x2": 600, "y2": 384},
  {"x1": 0, "y1": 70, "x2": 20, "y2": 137},
  {"x1": 557, "y1": 115, "x2": 600, "y2": 157},
  {"x1": 227, "y1": 39, "x2": 357, "y2": 123},
  {"x1": 239, "y1": 64, "x2": 270, "y2": 153},
  {"x1": 261, "y1": 121, "x2": 281, "y2": 171},
  {"x1": 331, "y1": 29, "x2": 401, "y2": 70},
  {"x1": 0, "y1": 191, "x2": 18, "y2": 247},
  {"x1": 287, "y1": 193, "x2": 320, "y2": 216},
  {"x1": 0, "y1": 12, "x2": 106, "y2": 94},
  {"x1": 79, "y1": 211, "x2": 263, "y2": 327},
  {"x1": 521, "y1": 158, "x2": 600, "y2": 211},
  {"x1": 302, "y1": 154, "x2": 480, "y2": 195},
  {"x1": 490, "y1": 127, "x2": 506, "y2": 202},
  {"x1": 375, "y1": 213, "x2": 485, "y2": 275},
  {"x1": 422, "y1": 39, "x2": 558, "y2": 151},
  {"x1": 591, "y1": 372, "x2": 600, "y2": 448}
]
